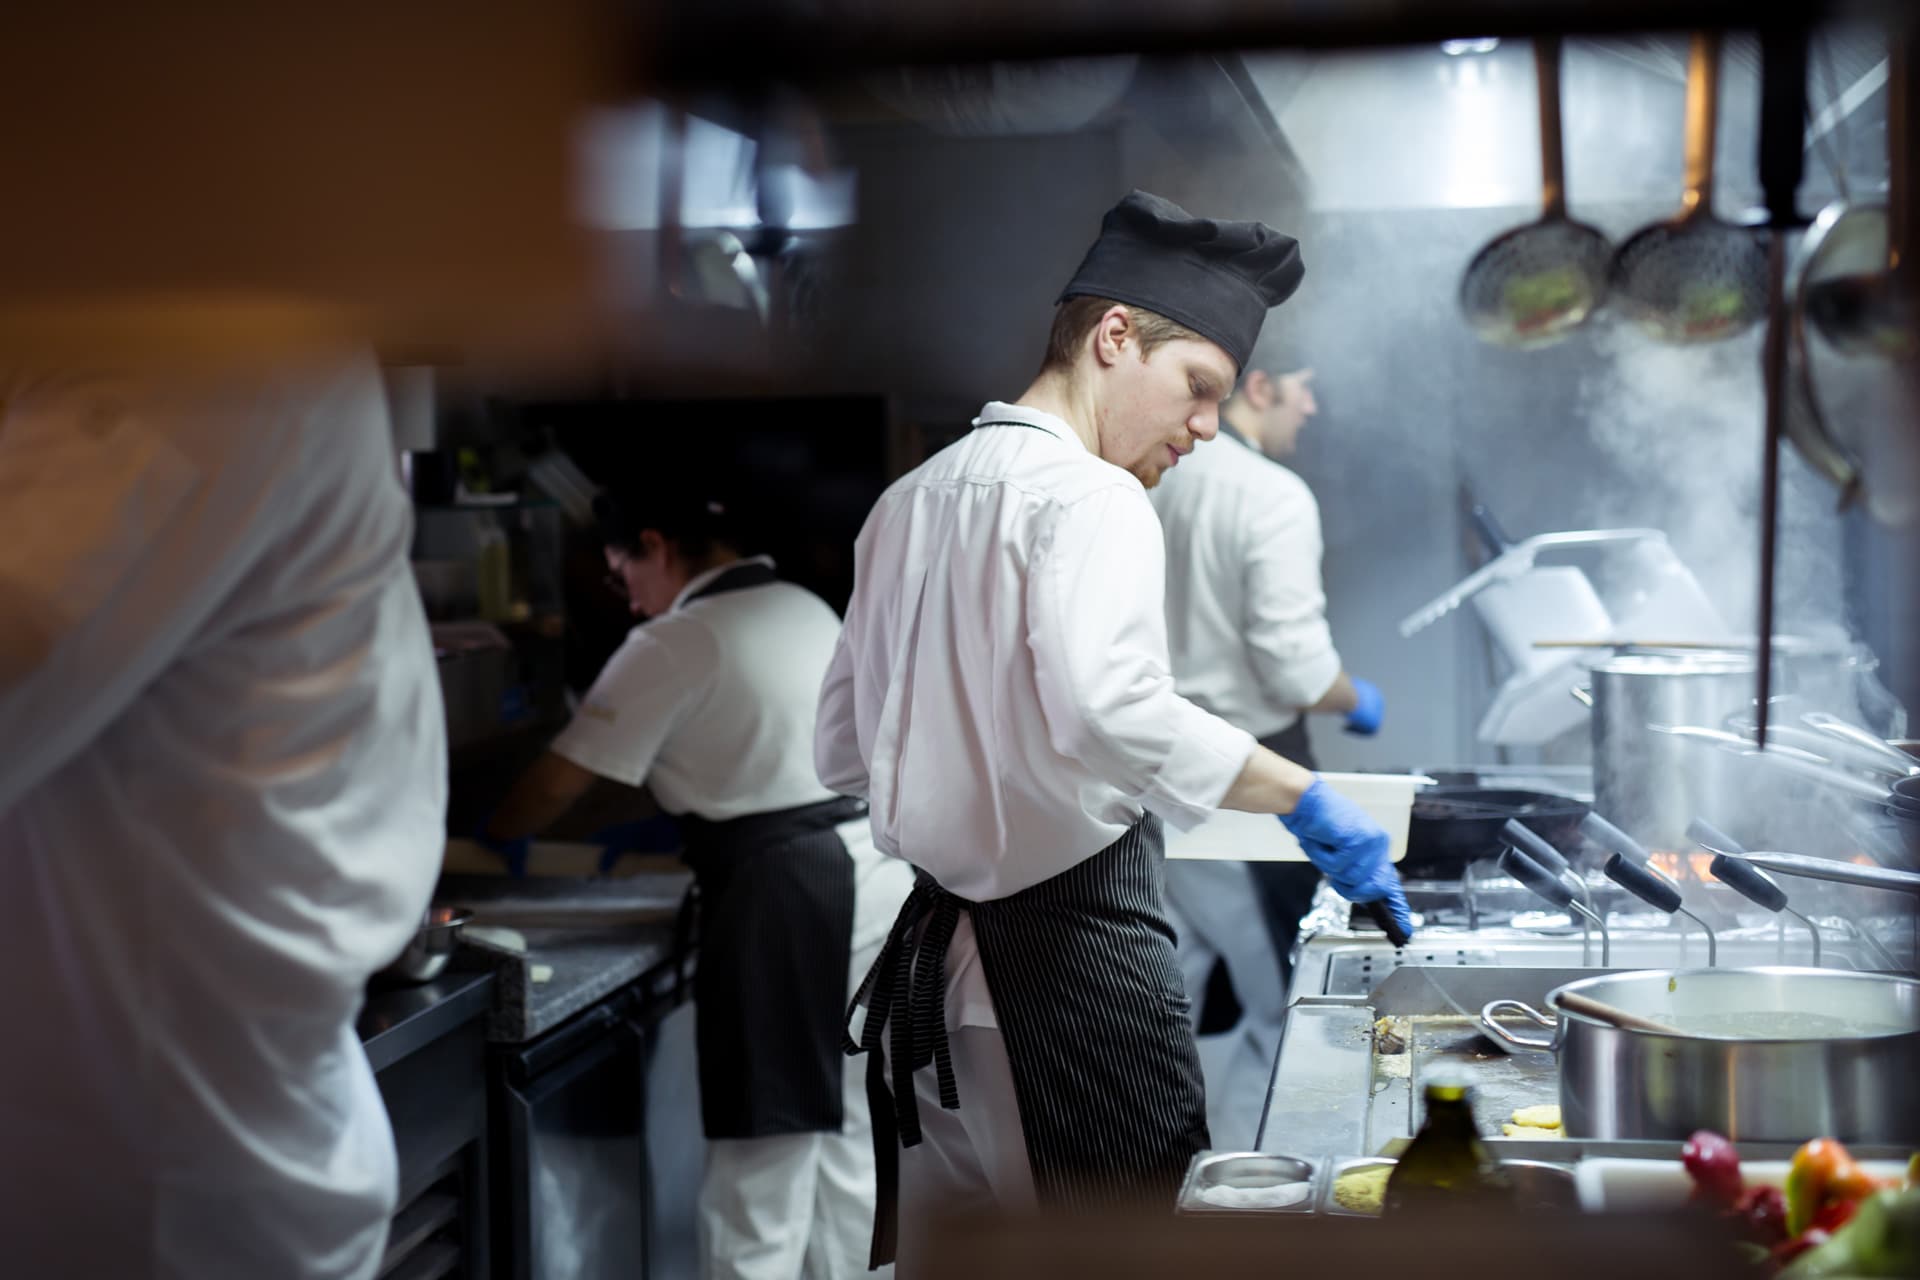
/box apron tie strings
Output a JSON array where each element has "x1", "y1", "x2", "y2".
[{"x1": 843, "y1": 873, "x2": 963, "y2": 1148}]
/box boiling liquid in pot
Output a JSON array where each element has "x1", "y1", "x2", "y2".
[{"x1": 1658, "y1": 1011, "x2": 1914, "y2": 1039}]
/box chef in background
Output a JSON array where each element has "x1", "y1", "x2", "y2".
[
  {"x1": 485, "y1": 482, "x2": 910, "y2": 1280},
  {"x1": 0, "y1": 308, "x2": 448, "y2": 1280},
  {"x1": 1151, "y1": 361, "x2": 1386, "y2": 1044},
  {"x1": 816, "y1": 190, "x2": 1412, "y2": 1273}
]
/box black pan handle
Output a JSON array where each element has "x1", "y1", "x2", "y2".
[
  {"x1": 1500, "y1": 845, "x2": 1576, "y2": 909},
  {"x1": 1359, "y1": 899, "x2": 1412, "y2": 948},
  {"x1": 1605, "y1": 852, "x2": 1682, "y2": 914},
  {"x1": 1709, "y1": 853, "x2": 1789, "y2": 912},
  {"x1": 1581, "y1": 811, "x2": 1652, "y2": 865},
  {"x1": 1503, "y1": 818, "x2": 1572, "y2": 876}
]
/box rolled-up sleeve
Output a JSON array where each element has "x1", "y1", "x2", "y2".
[
  {"x1": 1027, "y1": 486, "x2": 1254, "y2": 829},
  {"x1": 1241, "y1": 484, "x2": 1342, "y2": 710}
]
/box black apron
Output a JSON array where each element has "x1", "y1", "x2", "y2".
[
  {"x1": 846, "y1": 817, "x2": 1208, "y2": 1267},
  {"x1": 669, "y1": 559, "x2": 863, "y2": 1140},
  {"x1": 1249, "y1": 720, "x2": 1323, "y2": 984}
]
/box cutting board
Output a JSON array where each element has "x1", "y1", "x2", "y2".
[{"x1": 1164, "y1": 772, "x2": 1426, "y2": 862}]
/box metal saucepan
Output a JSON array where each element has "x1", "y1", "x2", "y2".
[{"x1": 1479, "y1": 967, "x2": 1920, "y2": 1143}]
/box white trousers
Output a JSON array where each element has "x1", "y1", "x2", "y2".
[
  {"x1": 698, "y1": 824, "x2": 912, "y2": 1280},
  {"x1": 889, "y1": 1012, "x2": 1037, "y2": 1278}
]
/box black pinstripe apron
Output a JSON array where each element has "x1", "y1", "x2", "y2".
[
  {"x1": 668, "y1": 559, "x2": 862, "y2": 1139},
  {"x1": 846, "y1": 816, "x2": 1209, "y2": 1266}
]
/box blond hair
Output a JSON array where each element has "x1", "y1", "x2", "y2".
[{"x1": 1040, "y1": 295, "x2": 1205, "y2": 374}]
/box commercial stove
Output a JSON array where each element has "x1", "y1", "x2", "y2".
[
  {"x1": 1292, "y1": 856, "x2": 1911, "y2": 1001},
  {"x1": 1259, "y1": 845, "x2": 1914, "y2": 1161}
]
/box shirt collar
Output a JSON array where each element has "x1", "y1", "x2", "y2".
[
  {"x1": 670, "y1": 554, "x2": 777, "y2": 614},
  {"x1": 972, "y1": 401, "x2": 1087, "y2": 453},
  {"x1": 1216, "y1": 415, "x2": 1256, "y2": 451}
]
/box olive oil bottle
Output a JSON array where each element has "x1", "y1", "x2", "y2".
[{"x1": 1383, "y1": 1070, "x2": 1513, "y2": 1216}]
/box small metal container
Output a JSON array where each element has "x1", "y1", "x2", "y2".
[
  {"x1": 1321, "y1": 1157, "x2": 1396, "y2": 1218},
  {"x1": 1501, "y1": 1159, "x2": 1580, "y2": 1212},
  {"x1": 377, "y1": 905, "x2": 473, "y2": 985},
  {"x1": 1175, "y1": 1153, "x2": 1318, "y2": 1215}
]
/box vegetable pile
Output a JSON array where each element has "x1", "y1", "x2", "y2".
[{"x1": 1681, "y1": 1130, "x2": 1920, "y2": 1275}]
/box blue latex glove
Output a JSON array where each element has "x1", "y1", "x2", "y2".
[
  {"x1": 1277, "y1": 778, "x2": 1413, "y2": 938},
  {"x1": 471, "y1": 821, "x2": 531, "y2": 879},
  {"x1": 1344, "y1": 676, "x2": 1385, "y2": 736},
  {"x1": 590, "y1": 814, "x2": 684, "y2": 874}
]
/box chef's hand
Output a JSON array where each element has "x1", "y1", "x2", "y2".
[
  {"x1": 1276, "y1": 778, "x2": 1413, "y2": 938},
  {"x1": 472, "y1": 820, "x2": 532, "y2": 879},
  {"x1": 1344, "y1": 677, "x2": 1385, "y2": 736}
]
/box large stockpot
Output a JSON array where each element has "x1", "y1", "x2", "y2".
[
  {"x1": 1480, "y1": 968, "x2": 1920, "y2": 1144},
  {"x1": 1584, "y1": 642, "x2": 1866, "y2": 851}
]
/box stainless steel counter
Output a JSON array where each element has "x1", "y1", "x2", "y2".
[{"x1": 1259, "y1": 876, "x2": 1897, "y2": 1162}]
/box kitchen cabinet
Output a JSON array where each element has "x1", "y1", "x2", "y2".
[
  {"x1": 362, "y1": 971, "x2": 496, "y2": 1279},
  {"x1": 489, "y1": 963, "x2": 700, "y2": 1280}
]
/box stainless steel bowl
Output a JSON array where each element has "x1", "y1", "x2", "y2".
[
  {"x1": 1175, "y1": 1153, "x2": 1317, "y2": 1214},
  {"x1": 1501, "y1": 1159, "x2": 1579, "y2": 1212},
  {"x1": 377, "y1": 905, "x2": 472, "y2": 985}
]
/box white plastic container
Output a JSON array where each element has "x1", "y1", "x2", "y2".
[
  {"x1": 1164, "y1": 771, "x2": 1430, "y2": 863},
  {"x1": 1574, "y1": 1156, "x2": 1909, "y2": 1213}
]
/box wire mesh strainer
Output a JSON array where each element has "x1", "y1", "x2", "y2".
[
  {"x1": 1459, "y1": 36, "x2": 1612, "y2": 348},
  {"x1": 1611, "y1": 32, "x2": 1769, "y2": 344}
]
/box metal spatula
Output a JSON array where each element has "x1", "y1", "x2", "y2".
[
  {"x1": 1611, "y1": 32, "x2": 1769, "y2": 344},
  {"x1": 1459, "y1": 35, "x2": 1612, "y2": 348}
]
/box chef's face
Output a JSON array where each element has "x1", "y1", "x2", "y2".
[
  {"x1": 1098, "y1": 330, "x2": 1237, "y2": 489},
  {"x1": 605, "y1": 533, "x2": 678, "y2": 617},
  {"x1": 1257, "y1": 368, "x2": 1318, "y2": 458}
]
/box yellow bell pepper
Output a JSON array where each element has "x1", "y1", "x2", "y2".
[{"x1": 1786, "y1": 1139, "x2": 1890, "y2": 1237}]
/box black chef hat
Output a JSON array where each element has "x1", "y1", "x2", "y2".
[
  {"x1": 594, "y1": 482, "x2": 738, "y2": 557},
  {"x1": 1057, "y1": 190, "x2": 1305, "y2": 371}
]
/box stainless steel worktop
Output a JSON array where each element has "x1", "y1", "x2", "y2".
[{"x1": 1258, "y1": 875, "x2": 1901, "y2": 1162}]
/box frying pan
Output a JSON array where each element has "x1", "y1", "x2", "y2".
[{"x1": 1406, "y1": 786, "x2": 1590, "y2": 873}]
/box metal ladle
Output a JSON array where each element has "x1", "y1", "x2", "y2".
[
  {"x1": 1499, "y1": 844, "x2": 1610, "y2": 966},
  {"x1": 1604, "y1": 852, "x2": 1719, "y2": 966},
  {"x1": 1611, "y1": 32, "x2": 1769, "y2": 344},
  {"x1": 1801, "y1": 711, "x2": 1920, "y2": 778},
  {"x1": 1688, "y1": 817, "x2": 1823, "y2": 966},
  {"x1": 1504, "y1": 817, "x2": 1599, "y2": 963},
  {"x1": 1458, "y1": 35, "x2": 1613, "y2": 347}
]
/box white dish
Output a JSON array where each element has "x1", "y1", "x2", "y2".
[
  {"x1": 1573, "y1": 1156, "x2": 1909, "y2": 1213},
  {"x1": 1165, "y1": 772, "x2": 1429, "y2": 863}
]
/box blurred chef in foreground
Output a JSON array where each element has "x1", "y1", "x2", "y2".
[{"x1": 0, "y1": 304, "x2": 447, "y2": 1280}]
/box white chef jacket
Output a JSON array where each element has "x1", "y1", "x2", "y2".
[
  {"x1": 816, "y1": 401, "x2": 1257, "y2": 1024},
  {"x1": 0, "y1": 334, "x2": 447, "y2": 1280},
  {"x1": 552, "y1": 557, "x2": 845, "y2": 821},
  {"x1": 1149, "y1": 427, "x2": 1343, "y2": 740}
]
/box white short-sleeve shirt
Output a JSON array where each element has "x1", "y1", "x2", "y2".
[{"x1": 552, "y1": 557, "x2": 845, "y2": 820}]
